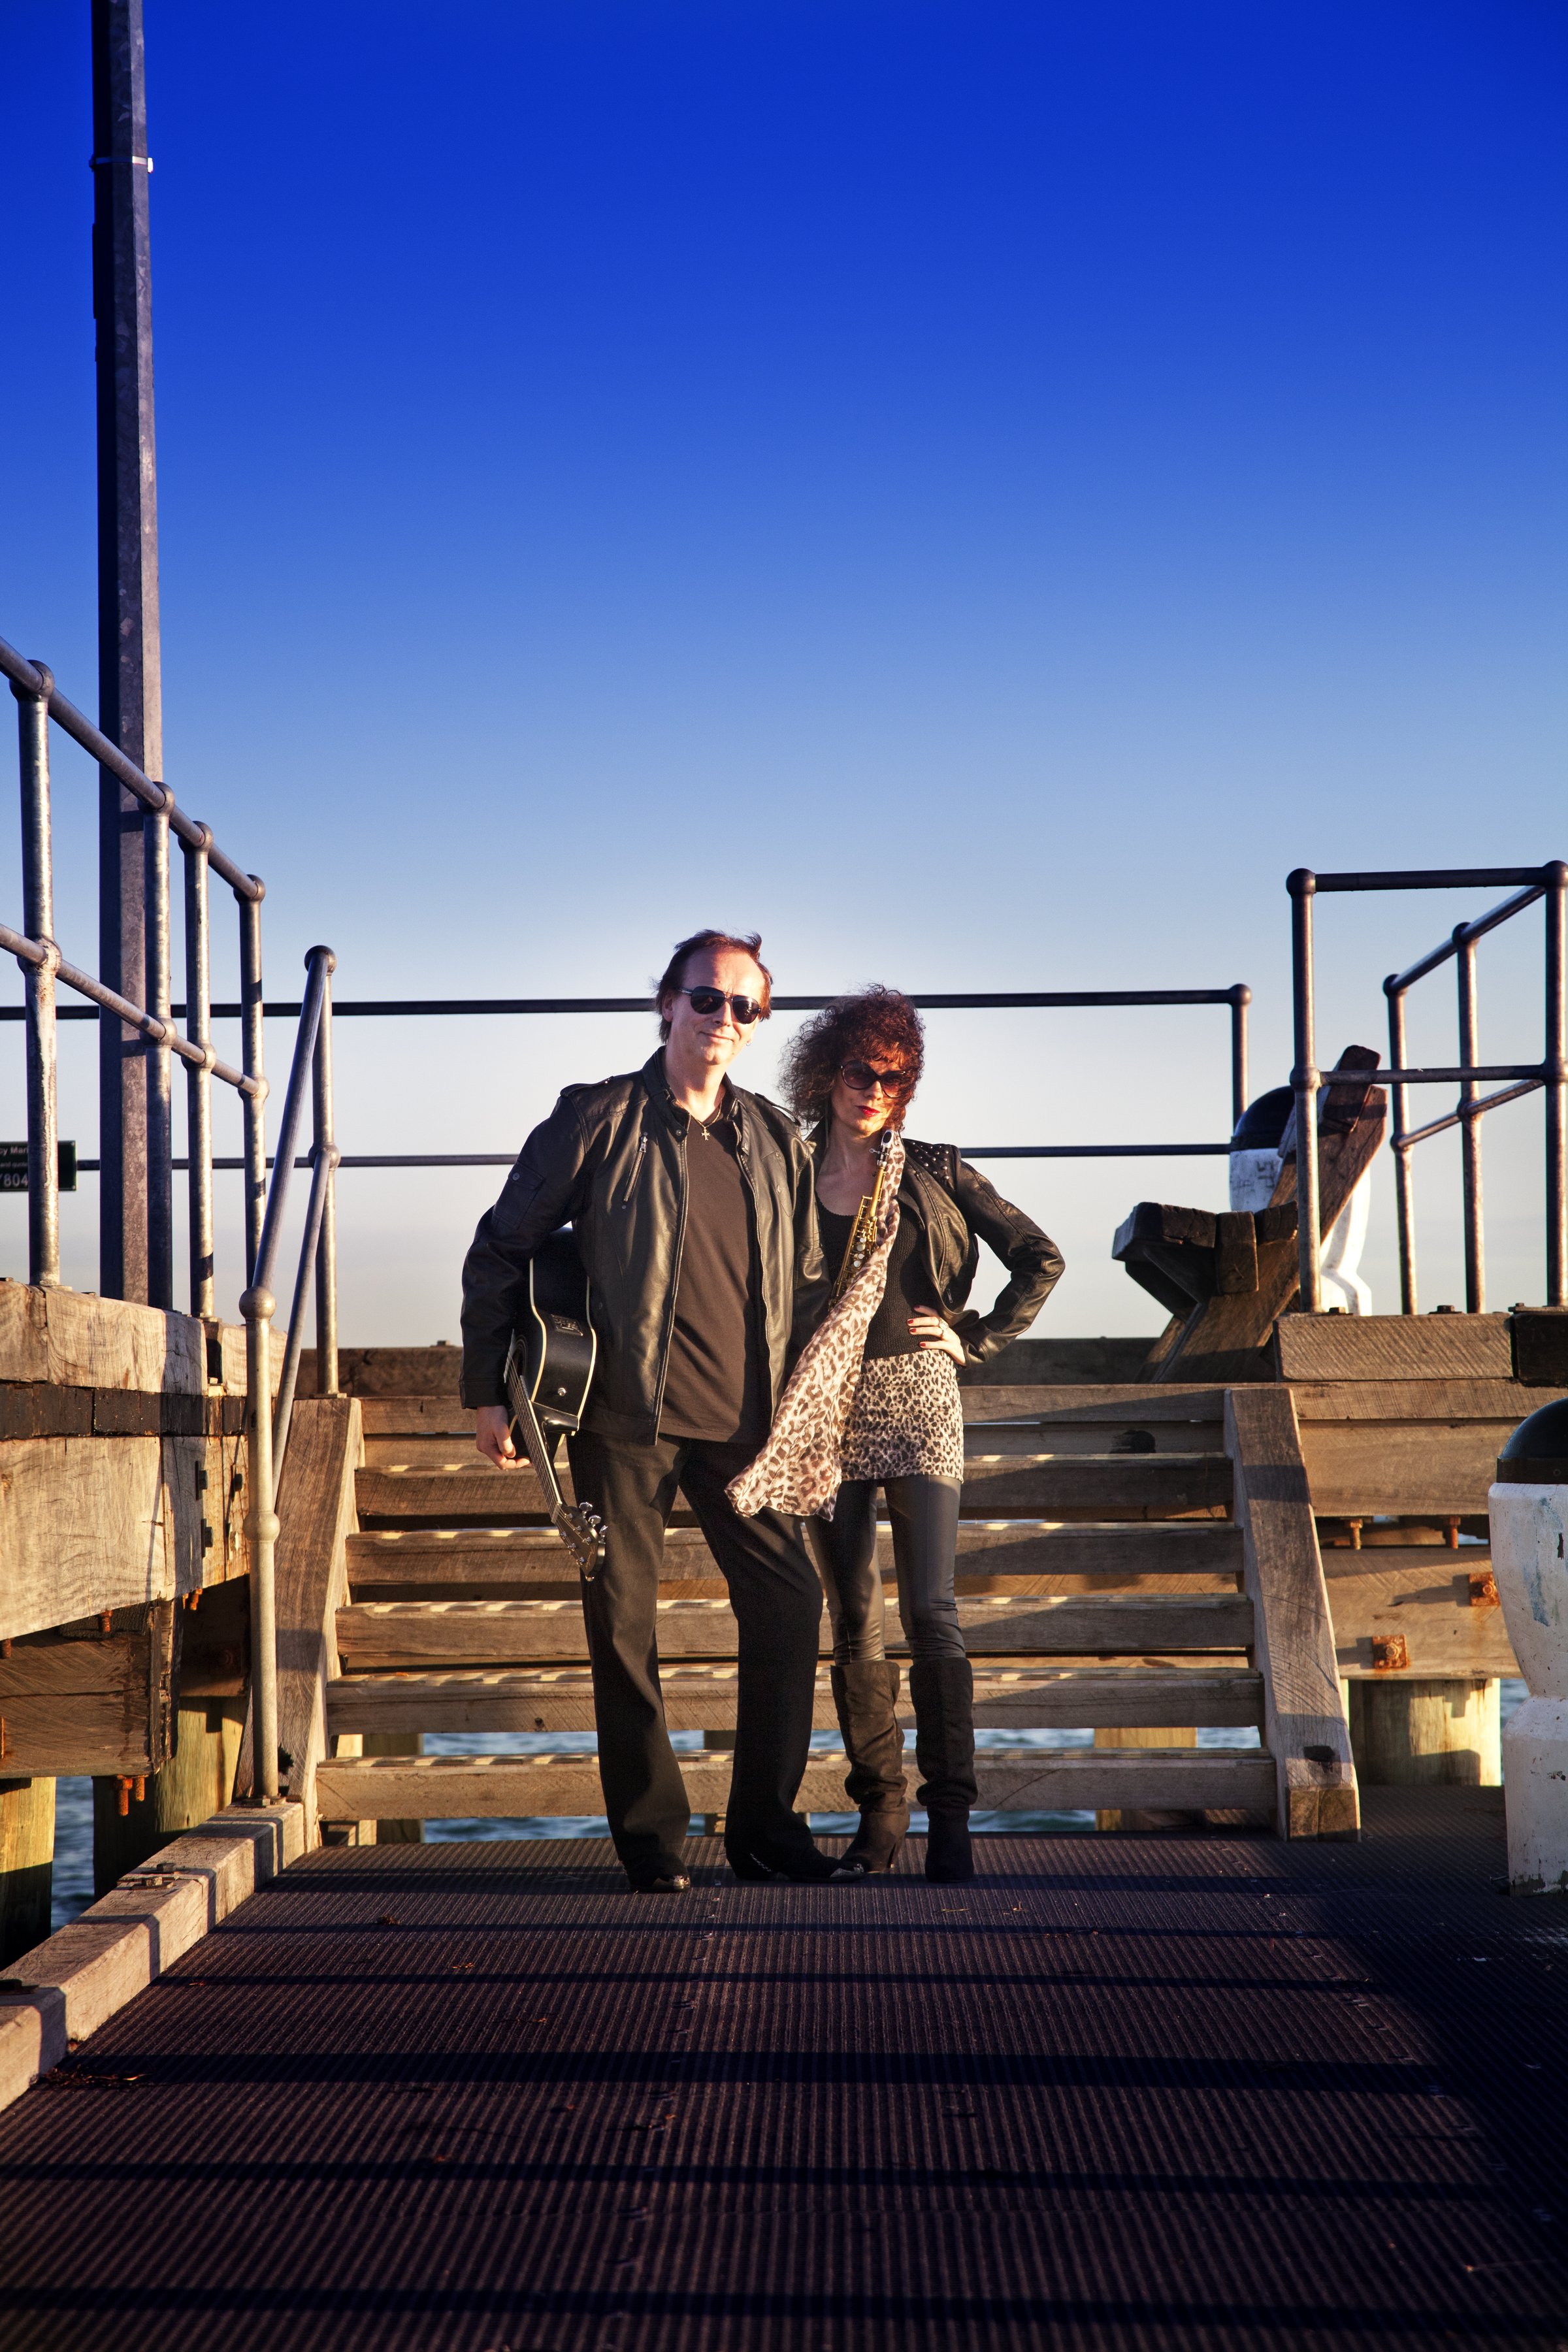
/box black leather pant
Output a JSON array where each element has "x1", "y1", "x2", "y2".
[
  {"x1": 808, "y1": 1476, "x2": 966, "y2": 1663},
  {"x1": 567, "y1": 1428, "x2": 823, "y2": 1877}
]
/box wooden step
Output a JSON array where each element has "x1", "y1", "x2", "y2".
[
  {"x1": 344, "y1": 1520, "x2": 1245, "y2": 1597},
  {"x1": 351, "y1": 1379, "x2": 1229, "y2": 1440},
  {"x1": 355, "y1": 1452, "x2": 1235, "y2": 1529},
  {"x1": 359, "y1": 1420, "x2": 1226, "y2": 1470},
  {"x1": 957, "y1": 1454, "x2": 1232, "y2": 1514},
  {"x1": 335, "y1": 1592, "x2": 1255, "y2": 1669},
  {"x1": 326, "y1": 1663, "x2": 1265, "y2": 1736},
  {"x1": 314, "y1": 1744, "x2": 1276, "y2": 1821},
  {"x1": 960, "y1": 1384, "x2": 1226, "y2": 1423}
]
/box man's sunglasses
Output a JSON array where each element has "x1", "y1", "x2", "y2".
[
  {"x1": 676, "y1": 986, "x2": 765, "y2": 1026},
  {"x1": 841, "y1": 1059, "x2": 911, "y2": 1097}
]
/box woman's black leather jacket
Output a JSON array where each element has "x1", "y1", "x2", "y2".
[
  {"x1": 814, "y1": 1133, "x2": 1064, "y2": 1365},
  {"x1": 460, "y1": 1052, "x2": 829, "y2": 1444}
]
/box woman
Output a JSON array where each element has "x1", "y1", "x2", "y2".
[{"x1": 748, "y1": 987, "x2": 1064, "y2": 1883}]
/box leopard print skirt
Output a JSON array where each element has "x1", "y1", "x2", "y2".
[{"x1": 839, "y1": 1349, "x2": 966, "y2": 1483}]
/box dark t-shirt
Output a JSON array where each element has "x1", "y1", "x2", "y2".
[
  {"x1": 659, "y1": 1103, "x2": 765, "y2": 1444},
  {"x1": 819, "y1": 1186, "x2": 946, "y2": 1362}
]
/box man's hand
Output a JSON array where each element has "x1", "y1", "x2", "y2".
[
  {"x1": 907, "y1": 1311, "x2": 966, "y2": 1366},
  {"x1": 475, "y1": 1405, "x2": 518, "y2": 1467}
]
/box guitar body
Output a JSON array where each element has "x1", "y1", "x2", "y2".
[{"x1": 514, "y1": 1226, "x2": 597, "y2": 1433}]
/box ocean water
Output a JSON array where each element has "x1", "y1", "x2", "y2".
[{"x1": 46, "y1": 1684, "x2": 1529, "y2": 1925}]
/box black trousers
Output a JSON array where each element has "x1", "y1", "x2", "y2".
[
  {"x1": 566, "y1": 1428, "x2": 824, "y2": 1876},
  {"x1": 808, "y1": 1475, "x2": 966, "y2": 1664}
]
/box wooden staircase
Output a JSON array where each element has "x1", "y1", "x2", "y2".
[{"x1": 311, "y1": 1354, "x2": 1354, "y2": 1837}]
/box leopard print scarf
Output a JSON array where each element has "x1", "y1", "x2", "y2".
[{"x1": 726, "y1": 1129, "x2": 905, "y2": 1524}]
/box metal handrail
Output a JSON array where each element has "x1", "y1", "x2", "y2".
[
  {"x1": 238, "y1": 946, "x2": 338, "y2": 1804},
  {"x1": 6, "y1": 644, "x2": 269, "y2": 1316},
  {"x1": 5, "y1": 636, "x2": 340, "y2": 1810},
  {"x1": 1288, "y1": 863, "x2": 1568, "y2": 1315}
]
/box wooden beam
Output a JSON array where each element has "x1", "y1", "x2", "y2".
[
  {"x1": 1297, "y1": 1418, "x2": 1513, "y2": 1517},
  {"x1": 1273, "y1": 1313, "x2": 1512, "y2": 1382},
  {"x1": 269, "y1": 1397, "x2": 363, "y2": 1845},
  {"x1": 0, "y1": 1284, "x2": 206, "y2": 1393},
  {"x1": 1225, "y1": 1386, "x2": 1358, "y2": 1838}
]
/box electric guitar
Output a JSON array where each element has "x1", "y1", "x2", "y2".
[{"x1": 502, "y1": 1228, "x2": 606, "y2": 1579}]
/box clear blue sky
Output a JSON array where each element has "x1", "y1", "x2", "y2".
[{"x1": 2, "y1": 1, "x2": 1565, "y2": 1338}]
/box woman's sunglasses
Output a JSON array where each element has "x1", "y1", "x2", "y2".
[
  {"x1": 840, "y1": 1059, "x2": 911, "y2": 1098},
  {"x1": 676, "y1": 986, "x2": 764, "y2": 1026}
]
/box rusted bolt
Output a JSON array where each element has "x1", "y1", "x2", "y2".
[
  {"x1": 99, "y1": 1611, "x2": 112, "y2": 1635},
  {"x1": 133, "y1": 1777, "x2": 146, "y2": 1804},
  {"x1": 1444, "y1": 1519, "x2": 1461, "y2": 1551},
  {"x1": 1, "y1": 1638, "x2": 11, "y2": 1659},
  {"x1": 116, "y1": 1778, "x2": 132, "y2": 1816},
  {"x1": 1469, "y1": 1569, "x2": 1501, "y2": 1609},
  {"x1": 1372, "y1": 1635, "x2": 1410, "y2": 1671}
]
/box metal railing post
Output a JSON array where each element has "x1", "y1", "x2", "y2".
[
  {"x1": 1228, "y1": 984, "x2": 1250, "y2": 1129},
  {"x1": 240, "y1": 1282, "x2": 280, "y2": 1802},
  {"x1": 12, "y1": 668, "x2": 60, "y2": 1288},
  {"x1": 1288, "y1": 870, "x2": 1322, "y2": 1312},
  {"x1": 1386, "y1": 981, "x2": 1417, "y2": 1315},
  {"x1": 144, "y1": 788, "x2": 174, "y2": 1309},
  {"x1": 1456, "y1": 926, "x2": 1485, "y2": 1311},
  {"x1": 312, "y1": 949, "x2": 339, "y2": 1397},
  {"x1": 238, "y1": 881, "x2": 267, "y2": 1282},
  {"x1": 1547, "y1": 862, "x2": 1568, "y2": 1307},
  {"x1": 183, "y1": 825, "x2": 215, "y2": 1319}
]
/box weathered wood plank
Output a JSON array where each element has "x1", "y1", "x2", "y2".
[
  {"x1": 0, "y1": 1436, "x2": 171, "y2": 1640},
  {"x1": 271, "y1": 1397, "x2": 363, "y2": 1841},
  {"x1": 1322, "y1": 1552, "x2": 1518, "y2": 1677},
  {"x1": 1288, "y1": 1379, "x2": 1543, "y2": 1422},
  {"x1": 327, "y1": 1663, "x2": 1265, "y2": 1737},
  {"x1": 315, "y1": 1744, "x2": 1277, "y2": 1820},
  {"x1": 0, "y1": 1692, "x2": 154, "y2": 1776},
  {"x1": 1298, "y1": 1419, "x2": 1511, "y2": 1517},
  {"x1": 335, "y1": 1591, "x2": 1254, "y2": 1669},
  {"x1": 960, "y1": 1385, "x2": 1226, "y2": 1423},
  {"x1": 1273, "y1": 1313, "x2": 1512, "y2": 1382},
  {"x1": 301, "y1": 1345, "x2": 463, "y2": 1399},
  {"x1": 0, "y1": 1286, "x2": 206, "y2": 1394},
  {"x1": 1226, "y1": 1386, "x2": 1358, "y2": 1838}
]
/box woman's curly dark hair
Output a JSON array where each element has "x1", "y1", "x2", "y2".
[{"x1": 778, "y1": 986, "x2": 924, "y2": 1130}]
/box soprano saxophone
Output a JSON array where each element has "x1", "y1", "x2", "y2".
[{"x1": 830, "y1": 1128, "x2": 896, "y2": 1301}]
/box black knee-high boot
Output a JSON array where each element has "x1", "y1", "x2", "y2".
[
  {"x1": 829, "y1": 1661, "x2": 909, "y2": 1876},
  {"x1": 910, "y1": 1655, "x2": 977, "y2": 1882}
]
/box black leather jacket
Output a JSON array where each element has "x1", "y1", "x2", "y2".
[
  {"x1": 460, "y1": 1051, "x2": 830, "y2": 1444},
  {"x1": 814, "y1": 1134, "x2": 1064, "y2": 1365}
]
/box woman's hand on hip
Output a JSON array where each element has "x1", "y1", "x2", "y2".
[
  {"x1": 908, "y1": 1311, "x2": 966, "y2": 1365},
  {"x1": 475, "y1": 1405, "x2": 518, "y2": 1467}
]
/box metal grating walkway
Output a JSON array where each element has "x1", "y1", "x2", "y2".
[{"x1": 1, "y1": 1788, "x2": 1565, "y2": 2351}]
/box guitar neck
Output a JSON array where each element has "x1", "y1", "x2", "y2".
[{"x1": 504, "y1": 1362, "x2": 567, "y2": 1517}]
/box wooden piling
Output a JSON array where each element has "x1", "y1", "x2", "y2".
[
  {"x1": 0, "y1": 1777, "x2": 55, "y2": 1967},
  {"x1": 1346, "y1": 1676, "x2": 1501, "y2": 1786}
]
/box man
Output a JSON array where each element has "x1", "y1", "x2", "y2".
[{"x1": 461, "y1": 929, "x2": 834, "y2": 1891}]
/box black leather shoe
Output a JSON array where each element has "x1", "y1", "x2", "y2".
[
  {"x1": 726, "y1": 1838, "x2": 838, "y2": 1884},
  {"x1": 627, "y1": 1870, "x2": 693, "y2": 1893}
]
